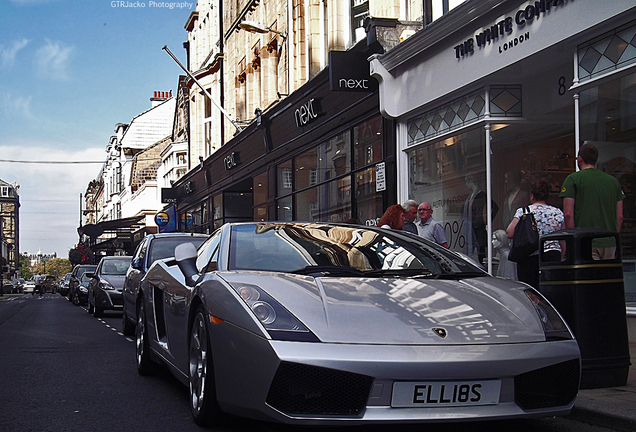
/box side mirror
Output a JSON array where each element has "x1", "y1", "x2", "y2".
[
  {"x1": 85, "y1": 273, "x2": 95, "y2": 278},
  {"x1": 175, "y1": 243, "x2": 199, "y2": 287},
  {"x1": 131, "y1": 257, "x2": 143, "y2": 270}
]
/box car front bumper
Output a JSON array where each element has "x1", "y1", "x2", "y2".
[{"x1": 209, "y1": 324, "x2": 581, "y2": 425}]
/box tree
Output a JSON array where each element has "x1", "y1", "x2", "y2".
[
  {"x1": 35, "y1": 258, "x2": 72, "y2": 280},
  {"x1": 19, "y1": 254, "x2": 32, "y2": 280}
]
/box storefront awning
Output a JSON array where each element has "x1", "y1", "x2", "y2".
[{"x1": 78, "y1": 215, "x2": 146, "y2": 239}]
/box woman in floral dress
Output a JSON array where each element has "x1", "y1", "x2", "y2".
[{"x1": 506, "y1": 179, "x2": 563, "y2": 288}]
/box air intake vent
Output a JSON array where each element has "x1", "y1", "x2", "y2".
[
  {"x1": 515, "y1": 359, "x2": 580, "y2": 410},
  {"x1": 266, "y1": 362, "x2": 373, "y2": 416}
]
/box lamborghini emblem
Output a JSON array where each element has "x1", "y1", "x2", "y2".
[{"x1": 432, "y1": 328, "x2": 447, "y2": 338}]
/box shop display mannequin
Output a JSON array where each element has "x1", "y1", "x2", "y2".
[{"x1": 492, "y1": 229, "x2": 517, "y2": 279}]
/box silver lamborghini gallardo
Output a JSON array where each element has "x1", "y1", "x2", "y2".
[{"x1": 134, "y1": 222, "x2": 580, "y2": 426}]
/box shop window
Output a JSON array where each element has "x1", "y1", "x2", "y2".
[
  {"x1": 354, "y1": 115, "x2": 382, "y2": 169},
  {"x1": 580, "y1": 71, "x2": 636, "y2": 262},
  {"x1": 295, "y1": 180, "x2": 352, "y2": 223},
  {"x1": 253, "y1": 171, "x2": 268, "y2": 222},
  {"x1": 355, "y1": 166, "x2": 383, "y2": 226},
  {"x1": 277, "y1": 160, "x2": 293, "y2": 195},
  {"x1": 213, "y1": 194, "x2": 223, "y2": 229},
  {"x1": 408, "y1": 128, "x2": 488, "y2": 263},
  {"x1": 277, "y1": 197, "x2": 293, "y2": 221}
]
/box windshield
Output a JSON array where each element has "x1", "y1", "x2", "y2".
[
  {"x1": 229, "y1": 223, "x2": 484, "y2": 277},
  {"x1": 100, "y1": 258, "x2": 131, "y2": 275},
  {"x1": 149, "y1": 236, "x2": 207, "y2": 265}
]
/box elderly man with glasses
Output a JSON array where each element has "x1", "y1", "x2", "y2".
[{"x1": 416, "y1": 202, "x2": 449, "y2": 248}]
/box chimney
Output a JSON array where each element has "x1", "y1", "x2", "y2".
[{"x1": 150, "y1": 90, "x2": 172, "y2": 107}]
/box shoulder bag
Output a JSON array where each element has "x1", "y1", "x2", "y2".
[{"x1": 508, "y1": 206, "x2": 539, "y2": 263}]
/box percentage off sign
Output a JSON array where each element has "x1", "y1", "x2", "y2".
[{"x1": 445, "y1": 220, "x2": 465, "y2": 249}]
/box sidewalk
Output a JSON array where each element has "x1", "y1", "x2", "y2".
[{"x1": 568, "y1": 342, "x2": 636, "y2": 431}]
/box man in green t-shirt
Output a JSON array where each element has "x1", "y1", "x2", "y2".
[{"x1": 559, "y1": 143, "x2": 624, "y2": 260}]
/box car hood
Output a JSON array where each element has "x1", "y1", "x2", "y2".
[
  {"x1": 219, "y1": 273, "x2": 545, "y2": 345},
  {"x1": 101, "y1": 275, "x2": 126, "y2": 290}
]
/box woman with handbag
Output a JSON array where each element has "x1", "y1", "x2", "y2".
[{"x1": 506, "y1": 179, "x2": 563, "y2": 288}]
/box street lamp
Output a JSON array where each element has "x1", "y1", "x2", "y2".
[{"x1": 238, "y1": 20, "x2": 287, "y2": 40}]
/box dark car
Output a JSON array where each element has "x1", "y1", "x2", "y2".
[
  {"x1": 58, "y1": 272, "x2": 71, "y2": 296},
  {"x1": 74, "y1": 273, "x2": 92, "y2": 306},
  {"x1": 34, "y1": 275, "x2": 55, "y2": 295},
  {"x1": 122, "y1": 233, "x2": 207, "y2": 336},
  {"x1": 68, "y1": 264, "x2": 97, "y2": 305},
  {"x1": 87, "y1": 256, "x2": 132, "y2": 317}
]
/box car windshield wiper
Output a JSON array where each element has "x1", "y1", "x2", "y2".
[
  {"x1": 291, "y1": 265, "x2": 365, "y2": 277},
  {"x1": 432, "y1": 272, "x2": 486, "y2": 280},
  {"x1": 362, "y1": 268, "x2": 435, "y2": 278}
]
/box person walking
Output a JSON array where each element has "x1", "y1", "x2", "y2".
[
  {"x1": 559, "y1": 143, "x2": 624, "y2": 260},
  {"x1": 402, "y1": 200, "x2": 418, "y2": 234},
  {"x1": 506, "y1": 179, "x2": 563, "y2": 288},
  {"x1": 378, "y1": 205, "x2": 405, "y2": 230},
  {"x1": 416, "y1": 202, "x2": 449, "y2": 248}
]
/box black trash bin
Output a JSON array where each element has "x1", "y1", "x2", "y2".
[{"x1": 539, "y1": 227, "x2": 630, "y2": 389}]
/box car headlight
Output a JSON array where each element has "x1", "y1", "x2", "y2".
[
  {"x1": 99, "y1": 280, "x2": 114, "y2": 290},
  {"x1": 233, "y1": 284, "x2": 319, "y2": 342},
  {"x1": 525, "y1": 289, "x2": 573, "y2": 341},
  {"x1": 79, "y1": 286, "x2": 88, "y2": 293}
]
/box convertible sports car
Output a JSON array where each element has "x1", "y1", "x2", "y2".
[{"x1": 135, "y1": 222, "x2": 580, "y2": 426}]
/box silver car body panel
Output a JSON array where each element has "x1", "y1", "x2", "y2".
[{"x1": 138, "y1": 222, "x2": 581, "y2": 425}]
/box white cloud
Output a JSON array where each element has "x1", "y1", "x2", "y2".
[
  {"x1": 34, "y1": 39, "x2": 74, "y2": 81},
  {"x1": 0, "y1": 92, "x2": 34, "y2": 119},
  {"x1": 0, "y1": 38, "x2": 30, "y2": 69},
  {"x1": 0, "y1": 145, "x2": 105, "y2": 255}
]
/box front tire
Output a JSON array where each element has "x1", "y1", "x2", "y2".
[
  {"x1": 136, "y1": 300, "x2": 154, "y2": 375},
  {"x1": 189, "y1": 306, "x2": 221, "y2": 425}
]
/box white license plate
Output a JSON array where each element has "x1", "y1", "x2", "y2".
[{"x1": 391, "y1": 380, "x2": 501, "y2": 407}]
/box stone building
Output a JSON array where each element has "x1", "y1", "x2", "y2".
[{"x1": 0, "y1": 178, "x2": 19, "y2": 279}]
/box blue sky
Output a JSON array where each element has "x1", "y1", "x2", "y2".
[{"x1": 0, "y1": 0, "x2": 194, "y2": 258}]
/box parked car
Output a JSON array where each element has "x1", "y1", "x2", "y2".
[
  {"x1": 73, "y1": 272, "x2": 92, "y2": 306},
  {"x1": 134, "y1": 222, "x2": 581, "y2": 426},
  {"x1": 87, "y1": 256, "x2": 132, "y2": 317},
  {"x1": 11, "y1": 278, "x2": 25, "y2": 293},
  {"x1": 1, "y1": 280, "x2": 13, "y2": 294},
  {"x1": 57, "y1": 273, "x2": 72, "y2": 296},
  {"x1": 23, "y1": 280, "x2": 36, "y2": 294},
  {"x1": 68, "y1": 264, "x2": 97, "y2": 305},
  {"x1": 122, "y1": 233, "x2": 207, "y2": 336}
]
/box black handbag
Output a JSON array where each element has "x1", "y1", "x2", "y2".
[{"x1": 508, "y1": 206, "x2": 539, "y2": 263}]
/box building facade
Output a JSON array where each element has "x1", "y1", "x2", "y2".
[
  {"x1": 370, "y1": 0, "x2": 636, "y2": 298},
  {"x1": 0, "y1": 179, "x2": 19, "y2": 279},
  {"x1": 168, "y1": 0, "x2": 444, "y2": 233},
  {"x1": 81, "y1": 92, "x2": 176, "y2": 256}
]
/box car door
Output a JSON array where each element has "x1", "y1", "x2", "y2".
[
  {"x1": 164, "y1": 232, "x2": 221, "y2": 370},
  {"x1": 123, "y1": 237, "x2": 148, "y2": 319}
]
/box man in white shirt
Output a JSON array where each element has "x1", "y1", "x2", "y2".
[{"x1": 416, "y1": 202, "x2": 449, "y2": 248}]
